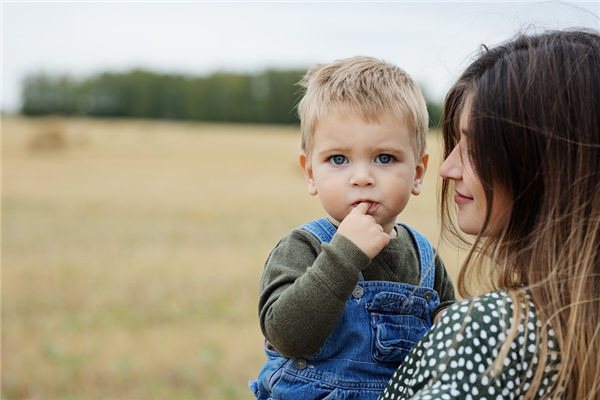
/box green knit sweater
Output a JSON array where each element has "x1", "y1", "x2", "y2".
[{"x1": 258, "y1": 223, "x2": 456, "y2": 358}]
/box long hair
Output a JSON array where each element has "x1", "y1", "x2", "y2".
[{"x1": 440, "y1": 30, "x2": 600, "y2": 399}]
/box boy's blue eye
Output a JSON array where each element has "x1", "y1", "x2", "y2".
[
  {"x1": 329, "y1": 155, "x2": 348, "y2": 165},
  {"x1": 376, "y1": 154, "x2": 395, "y2": 164}
]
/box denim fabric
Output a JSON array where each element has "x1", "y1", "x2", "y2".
[{"x1": 250, "y1": 219, "x2": 440, "y2": 400}]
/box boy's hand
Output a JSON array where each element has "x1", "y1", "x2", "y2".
[{"x1": 337, "y1": 202, "x2": 390, "y2": 260}]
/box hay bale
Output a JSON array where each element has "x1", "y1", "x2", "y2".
[{"x1": 27, "y1": 117, "x2": 67, "y2": 152}]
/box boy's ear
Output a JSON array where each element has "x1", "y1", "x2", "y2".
[
  {"x1": 299, "y1": 151, "x2": 318, "y2": 196},
  {"x1": 411, "y1": 153, "x2": 429, "y2": 196}
]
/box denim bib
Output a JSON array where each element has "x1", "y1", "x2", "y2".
[{"x1": 250, "y1": 219, "x2": 440, "y2": 400}]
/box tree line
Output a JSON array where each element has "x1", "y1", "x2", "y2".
[{"x1": 21, "y1": 69, "x2": 443, "y2": 127}]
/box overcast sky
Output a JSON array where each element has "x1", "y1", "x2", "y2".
[{"x1": 2, "y1": 1, "x2": 598, "y2": 112}]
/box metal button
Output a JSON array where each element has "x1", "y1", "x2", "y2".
[
  {"x1": 294, "y1": 358, "x2": 308, "y2": 370},
  {"x1": 423, "y1": 291, "x2": 433, "y2": 302},
  {"x1": 352, "y1": 285, "x2": 364, "y2": 299}
]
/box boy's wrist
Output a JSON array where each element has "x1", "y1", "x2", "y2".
[{"x1": 328, "y1": 233, "x2": 371, "y2": 270}]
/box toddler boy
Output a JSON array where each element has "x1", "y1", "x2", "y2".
[{"x1": 250, "y1": 56, "x2": 456, "y2": 400}]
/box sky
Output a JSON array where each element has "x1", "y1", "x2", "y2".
[{"x1": 1, "y1": 1, "x2": 599, "y2": 112}]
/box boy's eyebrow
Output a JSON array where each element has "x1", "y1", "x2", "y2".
[
  {"x1": 314, "y1": 145, "x2": 350, "y2": 154},
  {"x1": 366, "y1": 143, "x2": 410, "y2": 153},
  {"x1": 315, "y1": 145, "x2": 411, "y2": 157}
]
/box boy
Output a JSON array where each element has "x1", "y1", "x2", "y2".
[{"x1": 249, "y1": 56, "x2": 456, "y2": 400}]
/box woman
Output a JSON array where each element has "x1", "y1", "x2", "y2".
[{"x1": 380, "y1": 30, "x2": 600, "y2": 399}]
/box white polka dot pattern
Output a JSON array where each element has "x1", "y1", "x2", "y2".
[{"x1": 378, "y1": 291, "x2": 560, "y2": 400}]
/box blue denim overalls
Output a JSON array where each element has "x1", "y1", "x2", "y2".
[{"x1": 250, "y1": 218, "x2": 440, "y2": 400}]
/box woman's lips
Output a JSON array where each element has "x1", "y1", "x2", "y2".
[{"x1": 454, "y1": 191, "x2": 473, "y2": 205}]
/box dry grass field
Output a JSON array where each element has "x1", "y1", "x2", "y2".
[{"x1": 2, "y1": 116, "x2": 462, "y2": 400}]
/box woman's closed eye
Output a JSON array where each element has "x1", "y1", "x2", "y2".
[
  {"x1": 328, "y1": 155, "x2": 348, "y2": 165},
  {"x1": 375, "y1": 154, "x2": 396, "y2": 164}
]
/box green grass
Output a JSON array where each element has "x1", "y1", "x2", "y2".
[{"x1": 2, "y1": 116, "x2": 461, "y2": 399}]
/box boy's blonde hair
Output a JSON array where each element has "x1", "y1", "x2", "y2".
[{"x1": 297, "y1": 56, "x2": 429, "y2": 157}]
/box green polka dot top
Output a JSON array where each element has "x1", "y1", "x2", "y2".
[{"x1": 379, "y1": 291, "x2": 561, "y2": 400}]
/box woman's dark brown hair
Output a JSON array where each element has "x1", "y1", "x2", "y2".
[{"x1": 440, "y1": 30, "x2": 600, "y2": 399}]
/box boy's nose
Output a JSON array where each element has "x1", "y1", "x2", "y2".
[{"x1": 350, "y1": 164, "x2": 375, "y2": 186}]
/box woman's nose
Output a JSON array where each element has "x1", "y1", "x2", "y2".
[
  {"x1": 350, "y1": 163, "x2": 375, "y2": 186},
  {"x1": 439, "y1": 145, "x2": 462, "y2": 180}
]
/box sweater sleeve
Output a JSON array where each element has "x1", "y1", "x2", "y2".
[
  {"x1": 432, "y1": 253, "x2": 457, "y2": 317},
  {"x1": 258, "y1": 229, "x2": 371, "y2": 358}
]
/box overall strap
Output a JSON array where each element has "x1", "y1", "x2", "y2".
[
  {"x1": 397, "y1": 223, "x2": 436, "y2": 289},
  {"x1": 298, "y1": 218, "x2": 337, "y2": 244}
]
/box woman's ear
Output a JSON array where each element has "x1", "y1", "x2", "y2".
[
  {"x1": 411, "y1": 153, "x2": 429, "y2": 195},
  {"x1": 299, "y1": 151, "x2": 318, "y2": 196}
]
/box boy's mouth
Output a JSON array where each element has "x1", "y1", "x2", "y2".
[{"x1": 352, "y1": 201, "x2": 378, "y2": 213}]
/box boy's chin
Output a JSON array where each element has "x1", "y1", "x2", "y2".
[{"x1": 325, "y1": 216, "x2": 342, "y2": 227}]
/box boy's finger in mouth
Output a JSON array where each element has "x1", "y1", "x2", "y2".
[{"x1": 352, "y1": 201, "x2": 378, "y2": 214}]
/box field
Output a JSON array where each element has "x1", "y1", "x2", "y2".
[{"x1": 2, "y1": 116, "x2": 462, "y2": 399}]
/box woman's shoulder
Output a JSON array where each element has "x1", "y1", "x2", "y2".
[
  {"x1": 425, "y1": 291, "x2": 522, "y2": 360},
  {"x1": 380, "y1": 290, "x2": 559, "y2": 399},
  {"x1": 449, "y1": 290, "x2": 516, "y2": 310},
  {"x1": 444, "y1": 291, "x2": 524, "y2": 325},
  {"x1": 430, "y1": 290, "x2": 560, "y2": 382},
  {"x1": 439, "y1": 291, "x2": 543, "y2": 342}
]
